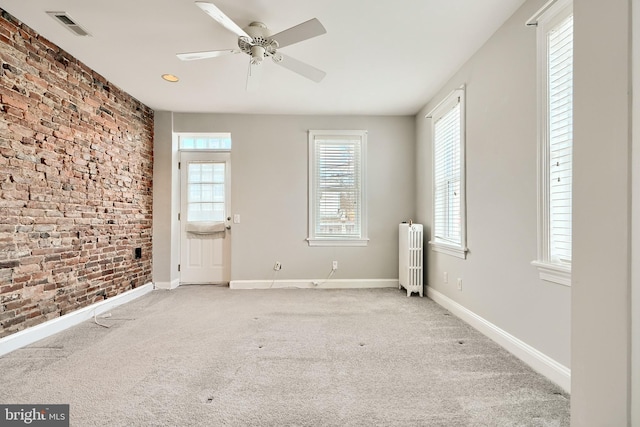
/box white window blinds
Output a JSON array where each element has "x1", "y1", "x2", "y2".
[
  {"x1": 531, "y1": 0, "x2": 572, "y2": 286},
  {"x1": 433, "y1": 100, "x2": 462, "y2": 246},
  {"x1": 308, "y1": 130, "x2": 368, "y2": 246},
  {"x1": 548, "y1": 14, "x2": 573, "y2": 264},
  {"x1": 314, "y1": 136, "x2": 361, "y2": 238}
]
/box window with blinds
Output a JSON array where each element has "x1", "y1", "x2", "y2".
[
  {"x1": 531, "y1": 0, "x2": 572, "y2": 286},
  {"x1": 547, "y1": 14, "x2": 573, "y2": 264},
  {"x1": 428, "y1": 88, "x2": 467, "y2": 259},
  {"x1": 434, "y1": 102, "x2": 462, "y2": 245},
  {"x1": 307, "y1": 130, "x2": 368, "y2": 246}
]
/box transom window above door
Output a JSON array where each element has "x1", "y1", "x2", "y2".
[{"x1": 179, "y1": 133, "x2": 232, "y2": 150}]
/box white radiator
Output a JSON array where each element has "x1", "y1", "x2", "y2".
[{"x1": 399, "y1": 223, "x2": 423, "y2": 297}]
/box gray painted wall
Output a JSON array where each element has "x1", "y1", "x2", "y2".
[
  {"x1": 416, "y1": 0, "x2": 571, "y2": 368},
  {"x1": 633, "y1": 0, "x2": 640, "y2": 423},
  {"x1": 152, "y1": 111, "x2": 180, "y2": 288},
  {"x1": 417, "y1": 0, "x2": 636, "y2": 423},
  {"x1": 154, "y1": 113, "x2": 415, "y2": 283},
  {"x1": 572, "y1": 0, "x2": 632, "y2": 425}
]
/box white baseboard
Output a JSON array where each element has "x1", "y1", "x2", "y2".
[
  {"x1": 230, "y1": 279, "x2": 398, "y2": 290},
  {"x1": 153, "y1": 279, "x2": 180, "y2": 290},
  {"x1": 0, "y1": 283, "x2": 154, "y2": 357},
  {"x1": 427, "y1": 286, "x2": 571, "y2": 393}
]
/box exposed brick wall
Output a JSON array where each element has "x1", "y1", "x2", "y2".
[{"x1": 0, "y1": 10, "x2": 154, "y2": 338}]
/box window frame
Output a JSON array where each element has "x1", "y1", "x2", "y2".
[
  {"x1": 427, "y1": 86, "x2": 468, "y2": 259},
  {"x1": 307, "y1": 130, "x2": 368, "y2": 247},
  {"x1": 531, "y1": 0, "x2": 573, "y2": 287}
]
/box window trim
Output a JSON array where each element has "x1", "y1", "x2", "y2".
[
  {"x1": 427, "y1": 86, "x2": 468, "y2": 259},
  {"x1": 307, "y1": 130, "x2": 369, "y2": 247},
  {"x1": 531, "y1": 0, "x2": 573, "y2": 286}
]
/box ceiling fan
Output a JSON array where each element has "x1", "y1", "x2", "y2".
[{"x1": 177, "y1": 1, "x2": 327, "y2": 90}]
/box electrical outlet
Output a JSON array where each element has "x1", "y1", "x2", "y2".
[
  {"x1": 457, "y1": 278, "x2": 462, "y2": 291},
  {"x1": 332, "y1": 261, "x2": 338, "y2": 270},
  {"x1": 273, "y1": 262, "x2": 282, "y2": 271},
  {"x1": 444, "y1": 272, "x2": 448, "y2": 284}
]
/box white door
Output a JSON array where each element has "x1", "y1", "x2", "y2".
[{"x1": 180, "y1": 151, "x2": 231, "y2": 284}]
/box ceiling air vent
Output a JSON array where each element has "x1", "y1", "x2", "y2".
[{"x1": 46, "y1": 11, "x2": 91, "y2": 37}]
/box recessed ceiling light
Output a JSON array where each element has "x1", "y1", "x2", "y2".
[{"x1": 161, "y1": 74, "x2": 179, "y2": 82}]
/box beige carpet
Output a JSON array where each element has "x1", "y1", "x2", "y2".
[{"x1": 0, "y1": 286, "x2": 569, "y2": 426}]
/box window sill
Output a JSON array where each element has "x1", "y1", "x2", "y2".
[
  {"x1": 531, "y1": 260, "x2": 571, "y2": 286},
  {"x1": 307, "y1": 238, "x2": 369, "y2": 247},
  {"x1": 429, "y1": 241, "x2": 468, "y2": 259}
]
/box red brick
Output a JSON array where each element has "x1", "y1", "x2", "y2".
[
  {"x1": 0, "y1": 11, "x2": 152, "y2": 338},
  {"x1": 1, "y1": 90, "x2": 29, "y2": 111},
  {"x1": 24, "y1": 72, "x2": 48, "y2": 89},
  {"x1": 7, "y1": 122, "x2": 36, "y2": 139}
]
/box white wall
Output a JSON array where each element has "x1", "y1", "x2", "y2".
[
  {"x1": 416, "y1": 0, "x2": 571, "y2": 371},
  {"x1": 572, "y1": 0, "x2": 632, "y2": 424},
  {"x1": 153, "y1": 113, "x2": 415, "y2": 283}
]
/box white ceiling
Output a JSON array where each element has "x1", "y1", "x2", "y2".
[{"x1": 0, "y1": 0, "x2": 525, "y2": 116}]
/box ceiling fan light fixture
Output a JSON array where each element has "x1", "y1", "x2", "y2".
[
  {"x1": 161, "y1": 74, "x2": 179, "y2": 82},
  {"x1": 250, "y1": 45, "x2": 266, "y2": 64}
]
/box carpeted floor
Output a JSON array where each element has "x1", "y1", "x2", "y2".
[{"x1": 0, "y1": 286, "x2": 569, "y2": 426}]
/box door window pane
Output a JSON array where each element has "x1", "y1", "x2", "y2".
[{"x1": 187, "y1": 162, "x2": 225, "y2": 222}]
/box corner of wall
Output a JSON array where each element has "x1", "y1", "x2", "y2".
[{"x1": 152, "y1": 111, "x2": 180, "y2": 286}]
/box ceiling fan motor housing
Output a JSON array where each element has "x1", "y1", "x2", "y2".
[{"x1": 238, "y1": 22, "x2": 278, "y2": 62}]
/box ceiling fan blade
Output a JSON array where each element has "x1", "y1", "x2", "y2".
[
  {"x1": 246, "y1": 61, "x2": 263, "y2": 91},
  {"x1": 269, "y1": 18, "x2": 326, "y2": 48},
  {"x1": 195, "y1": 2, "x2": 251, "y2": 40},
  {"x1": 176, "y1": 49, "x2": 239, "y2": 61},
  {"x1": 275, "y1": 53, "x2": 326, "y2": 83}
]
